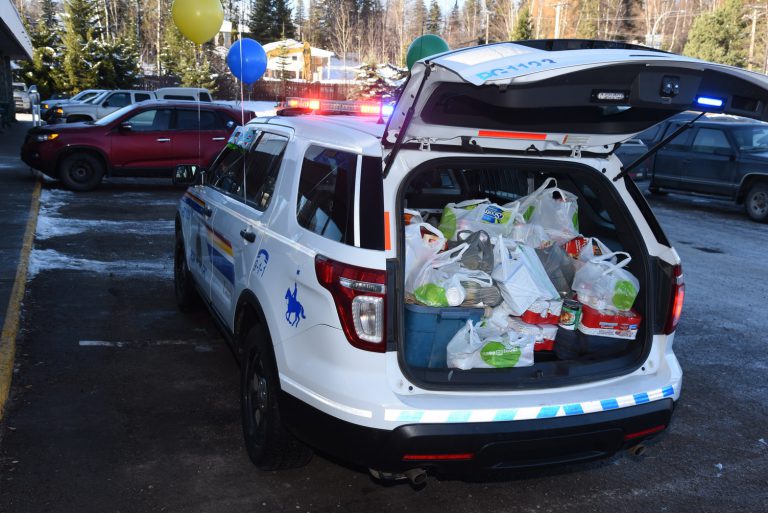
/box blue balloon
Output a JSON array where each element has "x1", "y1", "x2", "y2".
[{"x1": 226, "y1": 38, "x2": 267, "y2": 85}]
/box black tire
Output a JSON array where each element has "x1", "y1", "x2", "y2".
[
  {"x1": 744, "y1": 183, "x2": 768, "y2": 223},
  {"x1": 174, "y1": 230, "x2": 200, "y2": 311},
  {"x1": 59, "y1": 153, "x2": 104, "y2": 191},
  {"x1": 241, "y1": 324, "x2": 312, "y2": 470}
]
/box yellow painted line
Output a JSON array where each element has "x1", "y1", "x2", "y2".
[{"x1": 0, "y1": 178, "x2": 41, "y2": 420}]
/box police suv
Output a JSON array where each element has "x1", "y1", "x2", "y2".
[{"x1": 173, "y1": 40, "x2": 768, "y2": 482}]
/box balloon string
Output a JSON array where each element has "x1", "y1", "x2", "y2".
[
  {"x1": 238, "y1": 1, "x2": 246, "y2": 201},
  {"x1": 197, "y1": 44, "x2": 202, "y2": 171}
]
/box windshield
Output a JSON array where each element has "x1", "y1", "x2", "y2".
[
  {"x1": 731, "y1": 126, "x2": 768, "y2": 152},
  {"x1": 84, "y1": 91, "x2": 108, "y2": 104},
  {"x1": 94, "y1": 104, "x2": 138, "y2": 126},
  {"x1": 73, "y1": 90, "x2": 97, "y2": 101},
  {"x1": 13, "y1": 84, "x2": 25, "y2": 92}
]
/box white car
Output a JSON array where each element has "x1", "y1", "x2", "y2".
[{"x1": 173, "y1": 41, "x2": 768, "y2": 482}]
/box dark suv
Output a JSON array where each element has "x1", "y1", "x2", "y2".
[
  {"x1": 645, "y1": 115, "x2": 768, "y2": 222},
  {"x1": 22, "y1": 100, "x2": 254, "y2": 191}
]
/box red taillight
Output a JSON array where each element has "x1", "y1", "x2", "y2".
[
  {"x1": 402, "y1": 453, "x2": 474, "y2": 461},
  {"x1": 664, "y1": 265, "x2": 684, "y2": 334},
  {"x1": 623, "y1": 424, "x2": 667, "y2": 441},
  {"x1": 315, "y1": 255, "x2": 387, "y2": 352}
]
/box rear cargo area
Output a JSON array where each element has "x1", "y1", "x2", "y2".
[{"x1": 397, "y1": 157, "x2": 652, "y2": 390}]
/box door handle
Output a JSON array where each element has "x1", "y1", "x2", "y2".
[
  {"x1": 157, "y1": 138, "x2": 171, "y2": 142},
  {"x1": 211, "y1": 137, "x2": 226, "y2": 141},
  {"x1": 240, "y1": 229, "x2": 256, "y2": 243}
]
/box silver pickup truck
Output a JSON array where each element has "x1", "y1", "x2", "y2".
[{"x1": 60, "y1": 90, "x2": 155, "y2": 122}]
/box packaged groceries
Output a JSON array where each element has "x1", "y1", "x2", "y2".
[
  {"x1": 572, "y1": 252, "x2": 640, "y2": 312},
  {"x1": 507, "y1": 317, "x2": 558, "y2": 351},
  {"x1": 438, "y1": 199, "x2": 521, "y2": 240},
  {"x1": 447, "y1": 319, "x2": 535, "y2": 370},
  {"x1": 492, "y1": 236, "x2": 560, "y2": 316},
  {"x1": 514, "y1": 178, "x2": 579, "y2": 244},
  {"x1": 578, "y1": 304, "x2": 642, "y2": 340},
  {"x1": 404, "y1": 222, "x2": 446, "y2": 294}
]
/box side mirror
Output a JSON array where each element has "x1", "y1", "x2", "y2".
[
  {"x1": 118, "y1": 122, "x2": 132, "y2": 132},
  {"x1": 173, "y1": 164, "x2": 203, "y2": 185},
  {"x1": 102, "y1": 101, "x2": 110, "y2": 107},
  {"x1": 226, "y1": 120, "x2": 236, "y2": 129}
]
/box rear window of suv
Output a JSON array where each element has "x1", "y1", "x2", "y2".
[{"x1": 297, "y1": 145, "x2": 357, "y2": 245}]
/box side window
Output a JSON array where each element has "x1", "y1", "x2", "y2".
[
  {"x1": 243, "y1": 133, "x2": 288, "y2": 211},
  {"x1": 661, "y1": 123, "x2": 691, "y2": 150},
  {"x1": 296, "y1": 145, "x2": 357, "y2": 245},
  {"x1": 124, "y1": 109, "x2": 171, "y2": 131},
  {"x1": 105, "y1": 92, "x2": 131, "y2": 108},
  {"x1": 174, "y1": 109, "x2": 226, "y2": 130},
  {"x1": 200, "y1": 93, "x2": 212, "y2": 102},
  {"x1": 134, "y1": 93, "x2": 152, "y2": 102},
  {"x1": 209, "y1": 146, "x2": 248, "y2": 198},
  {"x1": 691, "y1": 128, "x2": 731, "y2": 154}
]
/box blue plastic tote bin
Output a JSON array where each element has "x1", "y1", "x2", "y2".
[{"x1": 404, "y1": 303, "x2": 484, "y2": 368}]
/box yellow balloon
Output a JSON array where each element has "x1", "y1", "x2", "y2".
[{"x1": 172, "y1": 0, "x2": 224, "y2": 45}]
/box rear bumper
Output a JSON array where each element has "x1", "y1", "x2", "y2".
[{"x1": 280, "y1": 391, "x2": 674, "y2": 474}]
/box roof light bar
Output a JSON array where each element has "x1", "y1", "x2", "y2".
[{"x1": 283, "y1": 97, "x2": 394, "y2": 117}]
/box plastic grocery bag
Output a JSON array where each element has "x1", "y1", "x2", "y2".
[
  {"x1": 514, "y1": 178, "x2": 579, "y2": 244},
  {"x1": 438, "y1": 199, "x2": 520, "y2": 240},
  {"x1": 447, "y1": 230, "x2": 495, "y2": 273},
  {"x1": 447, "y1": 320, "x2": 535, "y2": 369},
  {"x1": 411, "y1": 244, "x2": 471, "y2": 307},
  {"x1": 492, "y1": 236, "x2": 560, "y2": 315},
  {"x1": 404, "y1": 223, "x2": 446, "y2": 294},
  {"x1": 510, "y1": 221, "x2": 552, "y2": 249},
  {"x1": 563, "y1": 236, "x2": 614, "y2": 270},
  {"x1": 536, "y1": 244, "x2": 575, "y2": 297},
  {"x1": 572, "y1": 252, "x2": 640, "y2": 311},
  {"x1": 403, "y1": 209, "x2": 424, "y2": 225}
]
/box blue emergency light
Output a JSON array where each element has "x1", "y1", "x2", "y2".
[{"x1": 696, "y1": 96, "x2": 724, "y2": 108}]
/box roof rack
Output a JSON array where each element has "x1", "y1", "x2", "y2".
[{"x1": 513, "y1": 39, "x2": 669, "y2": 54}]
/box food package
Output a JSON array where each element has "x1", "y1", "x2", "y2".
[
  {"x1": 572, "y1": 252, "x2": 640, "y2": 312},
  {"x1": 563, "y1": 236, "x2": 614, "y2": 269},
  {"x1": 492, "y1": 236, "x2": 560, "y2": 315},
  {"x1": 404, "y1": 209, "x2": 424, "y2": 225},
  {"x1": 513, "y1": 178, "x2": 579, "y2": 244},
  {"x1": 438, "y1": 199, "x2": 521, "y2": 240},
  {"x1": 508, "y1": 317, "x2": 559, "y2": 351},
  {"x1": 520, "y1": 299, "x2": 563, "y2": 325},
  {"x1": 404, "y1": 223, "x2": 446, "y2": 294},
  {"x1": 577, "y1": 304, "x2": 642, "y2": 340},
  {"x1": 447, "y1": 319, "x2": 535, "y2": 369}
]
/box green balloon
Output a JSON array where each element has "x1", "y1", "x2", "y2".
[{"x1": 406, "y1": 35, "x2": 450, "y2": 70}]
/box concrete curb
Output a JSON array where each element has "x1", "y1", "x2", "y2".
[{"x1": 0, "y1": 177, "x2": 41, "y2": 420}]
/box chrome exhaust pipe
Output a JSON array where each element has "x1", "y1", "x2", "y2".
[
  {"x1": 628, "y1": 444, "x2": 647, "y2": 457},
  {"x1": 403, "y1": 468, "x2": 428, "y2": 486}
]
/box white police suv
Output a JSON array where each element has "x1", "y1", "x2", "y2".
[{"x1": 174, "y1": 40, "x2": 768, "y2": 481}]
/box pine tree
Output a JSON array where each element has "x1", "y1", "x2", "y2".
[
  {"x1": 683, "y1": 0, "x2": 748, "y2": 67},
  {"x1": 350, "y1": 62, "x2": 406, "y2": 101},
  {"x1": 40, "y1": 0, "x2": 57, "y2": 26},
  {"x1": 274, "y1": 0, "x2": 295, "y2": 39},
  {"x1": 294, "y1": 0, "x2": 306, "y2": 39},
  {"x1": 426, "y1": 0, "x2": 441, "y2": 35},
  {"x1": 444, "y1": 0, "x2": 462, "y2": 48},
  {"x1": 249, "y1": 0, "x2": 275, "y2": 42},
  {"x1": 576, "y1": 0, "x2": 598, "y2": 39},
  {"x1": 409, "y1": 0, "x2": 428, "y2": 38},
  {"x1": 511, "y1": 6, "x2": 533, "y2": 41},
  {"x1": 61, "y1": 0, "x2": 99, "y2": 93},
  {"x1": 18, "y1": 18, "x2": 63, "y2": 98}
]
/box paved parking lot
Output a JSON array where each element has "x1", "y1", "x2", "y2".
[{"x1": 0, "y1": 163, "x2": 767, "y2": 511}]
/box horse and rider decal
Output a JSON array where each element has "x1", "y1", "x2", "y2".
[{"x1": 285, "y1": 282, "x2": 306, "y2": 327}]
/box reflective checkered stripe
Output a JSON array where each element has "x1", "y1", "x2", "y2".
[{"x1": 384, "y1": 385, "x2": 676, "y2": 424}]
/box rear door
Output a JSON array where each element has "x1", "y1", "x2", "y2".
[
  {"x1": 385, "y1": 43, "x2": 768, "y2": 158},
  {"x1": 171, "y1": 108, "x2": 232, "y2": 168}
]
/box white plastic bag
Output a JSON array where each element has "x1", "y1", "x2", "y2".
[
  {"x1": 411, "y1": 244, "x2": 471, "y2": 307},
  {"x1": 404, "y1": 223, "x2": 446, "y2": 294},
  {"x1": 572, "y1": 252, "x2": 640, "y2": 312},
  {"x1": 492, "y1": 236, "x2": 560, "y2": 315},
  {"x1": 515, "y1": 178, "x2": 579, "y2": 244},
  {"x1": 563, "y1": 236, "x2": 614, "y2": 270},
  {"x1": 438, "y1": 199, "x2": 520, "y2": 240},
  {"x1": 403, "y1": 209, "x2": 424, "y2": 225},
  {"x1": 447, "y1": 320, "x2": 535, "y2": 369}
]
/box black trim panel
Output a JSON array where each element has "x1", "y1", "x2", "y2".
[{"x1": 280, "y1": 391, "x2": 674, "y2": 474}]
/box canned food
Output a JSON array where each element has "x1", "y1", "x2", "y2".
[{"x1": 559, "y1": 299, "x2": 582, "y2": 330}]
